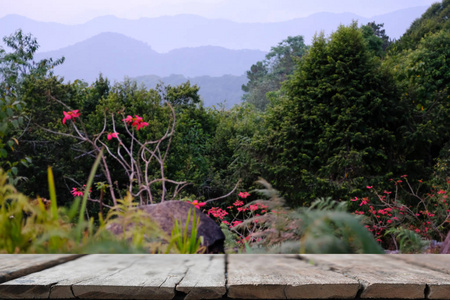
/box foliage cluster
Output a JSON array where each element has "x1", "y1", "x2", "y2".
[{"x1": 1, "y1": 0, "x2": 450, "y2": 253}]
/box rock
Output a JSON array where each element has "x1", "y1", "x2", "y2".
[
  {"x1": 440, "y1": 230, "x2": 450, "y2": 254},
  {"x1": 108, "y1": 200, "x2": 225, "y2": 253}
]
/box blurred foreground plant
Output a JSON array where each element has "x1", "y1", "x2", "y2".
[
  {"x1": 0, "y1": 147, "x2": 202, "y2": 253},
  {"x1": 212, "y1": 179, "x2": 383, "y2": 254}
]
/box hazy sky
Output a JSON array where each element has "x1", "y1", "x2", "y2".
[{"x1": 1, "y1": 0, "x2": 439, "y2": 24}]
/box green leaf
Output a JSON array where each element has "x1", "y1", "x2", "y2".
[{"x1": 47, "y1": 166, "x2": 58, "y2": 220}]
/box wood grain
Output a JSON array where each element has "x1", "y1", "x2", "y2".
[
  {"x1": 0, "y1": 254, "x2": 81, "y2": 284},
  {"x1": 301, "y1": 254, "x2": 450, "y2": 299},
  {"x1": 390, "y1": 254, "x2": 450, "y2": 274},
  {"x1": 0, "y1": 254, "x2": 226, "y2": 299},
  {"x1": 227, "y1": 254, "x2": 360, "y2": 299}
]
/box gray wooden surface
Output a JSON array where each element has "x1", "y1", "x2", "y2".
[
  {"x1": 0, "y1": 254, "x2": 225, "y2": 300},
  {"x1": 0, "y1": 254, "x2": 449, "y2": 299},
  {"x1": 227, "y1": 254, "x2": 359, "y2": 299},
  {"x1": 0, "y1": 255, "x2": 81, "y2": 284},
  {"x1": 301, "y1": 254, "x2": 450, "y2": 299},
  {"x1": 391, "y1": 254, "x2": 450, "y2": 274}
]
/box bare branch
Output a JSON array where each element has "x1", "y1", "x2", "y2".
[{"x1": 204, "y1": 179, "x2": 242, "y2": 204}]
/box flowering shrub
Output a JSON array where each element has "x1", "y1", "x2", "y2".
[{"x1": 351, "y1": 175, "x2": 450, "y2": 250}]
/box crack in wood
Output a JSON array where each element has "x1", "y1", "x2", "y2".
[
  {"x1": 424, "y1": 284, "x2": 431, "y2": 299},
  {"x1": 47, "y1": 282, "x2": 59, "y2": 299}
]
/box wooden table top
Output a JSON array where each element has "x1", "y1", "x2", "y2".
[{"x1": 0, "y1": 254, "x2": 449, "y2": 299}]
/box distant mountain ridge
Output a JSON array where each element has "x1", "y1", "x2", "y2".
[
  {"x1": 0, "y1": 7, "x2": 428, "y2": 53},
  {"x1": 34, "y1": 32, "x2": 266, "y2": 82},
  {"x1": 132, "y1": 74, "x2": 248, "y2": 107}
]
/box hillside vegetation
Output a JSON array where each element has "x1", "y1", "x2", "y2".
[{"x1": 0, "y1": 0, "x2": 449, "y2": 253}]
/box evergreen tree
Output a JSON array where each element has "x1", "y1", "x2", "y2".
[
  {"x1": 254, "y1": 23, "x2": 406, "y2": 205},
  {"x1": 242, "y1": 36, "x2": 308, "y2": 111}
]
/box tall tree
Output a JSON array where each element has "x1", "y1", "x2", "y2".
[
  {"x1": 242, "y1": 35, "x2": 308, "y2": 111},
  {"x1": 0, "y1": 30, "x2": 63, "y2": 183},
  {"x1": 254, "y1": 23, "x2": 406, "y2": 205}
]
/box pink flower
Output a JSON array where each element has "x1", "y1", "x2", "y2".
[
  {"x1": 384, "y1": 190, "x2": 392, "y2": 194},
  {"x1": 208, "y1": 207, "x2": 228, "y2": 219},
  {"x1": 107, "y1": 132, "x2": 119, "y2": 140},
  {"x1": 122, "y1": 115, "x2": 133, "y2": 123},
  {"x1": 62, "y1": 110, "x2": 80, "y2": 124},
  {"x1": 350, "y1": 197, "x2": 358, "y2": 202},
  {"x1": 135, "y1": 121, "x2": 149, "y2": 131},
  {"x1": 187, "y1": 200, "x2": 206, "y2": 209},
  {"x1": 360, "y1": 198, "x2": 369, "y2": 206},
  {"x1": 249, "y1": 204, "x2": 258, "y2": 211},
  {"x1": 233, "y1": 200, "x2": 244, "y2": 207},
  {"x1": 71, "y1": 187, "x2": 83, "y2": 197},
  {"x1": 122, "y1": 115, "x2": 149, "y2": 130},
  {"x1": 231, "y1": 220, "x2": 243, "y2": 227},
  {"x1": 366, "y1": 186, "x2": 373, "y2": 189},
  {"x1": 238, "y1": 192, "x2": 250, "y2": 199}
]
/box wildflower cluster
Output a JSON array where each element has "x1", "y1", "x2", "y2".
[
  {"x1": 351, "y1": 175, "x2": 450, "y2": 247},
  {"x1": 203, "y1": 191, "x2": 273, "y2": 245},
  {"x1": 122, "y1": 115, "x2": 149, "y2": 131}
]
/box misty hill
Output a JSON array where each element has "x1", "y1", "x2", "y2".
[
  {"x1": 132, "y1": 74, "x2": 248, "y2": 107},
  {"x1": 34, "y1": 32, "x2": 266, "y2": 82},
  {"x1": 0, "y1": 7, "x2": 428, "y2": 53}
]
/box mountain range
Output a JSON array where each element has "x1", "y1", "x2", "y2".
[
  {"x1": 33, "y1": 32, "x2": 266, "y2": 82},
  {"x1": 0, "y1": 7, "x2": 428, "y2": 53},
  {"x1": 132, "y1": 74, "x2": 248, "y2": 108},
  {"x1": 0, "y1": 7, "x2": 430, "y2": 106}
]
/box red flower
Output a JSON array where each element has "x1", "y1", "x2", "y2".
[
  {"x1": 122, "y1": 115, "x2": 149, "y2": 131},
  {"x1": 231, "y1": 220, "x2": 243, "y2": 227},
  {"x1": 71, "y1": 187, "x2": 83, "y2": 197},
  {"x1": 233, "y1": 200, "x2": 244, "y2": 207},
  {"x1": 187, "y1": 200, "x2": 206, "y2": 209},
  {"x1": 135, "y1": 121, "x2": 149, "y2": 131},
  {"x1": 249, "y1": 204, "x2": 258, "y2": 211},
  {"x1": 360, "y1": 198, "x2": 369, "y2": 206},
  {"x1": 208, "y1": 207, "x2": 228, "y2": 219},
  {"x1": 62, "y1": 110, "x2": 80, "y2": 124},
  {"x1": 238, "y1": 192, "x2": 250, "y2": 199},
  {"x1": 107, "y1": 132, "x2": 119, "y2": 140},
  {"x1": 122, "y1": 115, "x2": 133, "y2": 123}
]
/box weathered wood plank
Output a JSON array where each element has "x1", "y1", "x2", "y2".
[
  {"x1": 0, "y1": 254, "x2": 226, "y2": 299},
  {"x1": 301, "y1": 254, "x2": 450, "y2": 299},
  {"x1": 390, "y1": 254, "x2": 450, "y2": 274},
  {"x1": 0, "y1": 254, "x2": 82, "y2": 284},
  {"x1": 227, "y1": 254, "x2": 360, "y2": 299},
  {"x1": 176, "y1": 255, "x2": 226, "y2": 300}
]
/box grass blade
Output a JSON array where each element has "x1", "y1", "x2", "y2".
[{"x1": 47, "y1": 166, "x2": 58, "y2": 220}]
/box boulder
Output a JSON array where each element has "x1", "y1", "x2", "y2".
[
  {"x1": 441, "y1": 230, "x2": 450, "y2": 254},
  {"x1": 109, "y1": 200, "x2": 225, "y2": 253}
]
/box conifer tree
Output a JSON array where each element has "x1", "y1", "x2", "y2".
[{"x1": 255, "y1": 23, "x2": 406, "y2": 205}]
